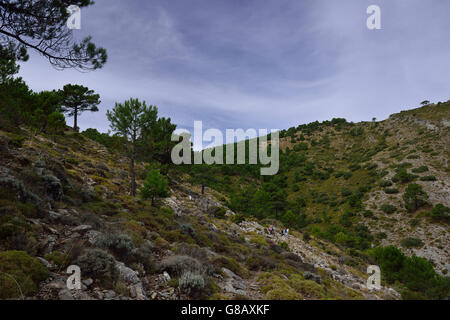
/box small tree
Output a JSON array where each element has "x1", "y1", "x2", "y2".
[
  {"x1": 107, "y1": 98, "x2": 158, "y2": 196},
  {"x1": 59, "y1": 84, "x2": 100, "y2": 131},
  {"x1": 420, "y1": 100, "x2": 430, "y2": 106},
  {"x1": 403, "y1": 183, "x2": 428, "y2": 212},
  {"x1": 140, "y1": 169, "x2": 170, "y2": 206}
]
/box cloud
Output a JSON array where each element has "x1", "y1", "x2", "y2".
[{"x1": 16, "y1": 0, "x2": 450, "y2": 139}]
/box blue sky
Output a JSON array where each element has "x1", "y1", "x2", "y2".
[{"x1": 17, "y1": 0, "x2": 450, "y2": 138}]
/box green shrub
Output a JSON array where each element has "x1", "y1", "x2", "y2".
[
  {"x1": 265, "y1": 288, "x2": 302, "y2": 300},
  {"x1": 45, "y1": 251, "x2": 70, "y2": 269},
  {"x1": 420, "y1": 175, "x2": 436, "y2": 181},
  {"x1": 76, "y1": 249, "x2": 118, "y2": 288},
  {"x1": 431, "y1": 204, "x2": 450, "y2": 221},
  {"x1": 403, "y1": 184, "x2": 428, "y2": 212},
  {"x1": 381, "y1": 204, "x2": 396, "y2": 214},
  {"x1": 0, "y1": 251, "x2": 49, "y2": 299},
  {"x1": 412, "y1": 166, "x2": 428, "y2": 173},
  {"x1": 384, "y1": 187, "x2": 399, "y2": 194},
  {"x1": 158, "y1": 255, "x2": 203, "y2": 277},
  {"x1": 401, "y1": 237, "x2": 424, "y2": 248},
  {"x1": 179, "y1": 271, "x2": 205, "y2": 296},
  {"x1": 379, "y1": 180, "x2": 393, "y2": 187}
]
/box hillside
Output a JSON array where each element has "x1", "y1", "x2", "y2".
[{"x1": 0, "y1": 102, "x2": 449, "y2": 300}]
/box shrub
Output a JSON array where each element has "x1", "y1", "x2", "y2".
[
  {"x1": 208, "y1": 206, "x2": 226, "y2": 219},
  {"x1": 158, "y1": 255, "x2": 203, "y2": 277},
  {"x1": 289, "y1": 276, "x2": 325, "y2": 299},
  {"x1": 179, "y1": 271, "x2": 205, "y2": 296},
  {"x1": 420, "y1": 175, "x2": 437, "y2": 181},
  {"x1": 381, "y1": 204, "x2": 396, "y2": 214},
  {"x1": 384, "y1": 187, "x2": 399, "y2": 194},
  {"x1": 45, "y1": 251, "x2": 70, "y2": 269},
  {"x1": 431, "y1": 204, "x2": 450, "y2": 221},
  {"x1": 76, "y1": 249, "x2": 118, "y2": 288},
  {"x1": 412, "y1": 166, "x2": 428, "y2": 173},
  {"x1": 403, "y1": 184, "x2": 428, "y2": 212},
  {"x1": 379, "y1": 180, "x2": 393, "y2": 187},
  {"x1": 401, "y1": 237, "x2": 424, "y2": 248},
  {"x1": 0, "y1": 251, "x2": 49, "y2": 299},
  {"x1": 265, "y1": 288, "x2": 302, "y2": 300}
]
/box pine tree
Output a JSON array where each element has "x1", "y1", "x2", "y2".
[
  {"x1": 107, "y1": 98, "x2": 158, "y2": 196},
  {"x1": 59, "y1": 84, "x2": 100, "y2": 131}
]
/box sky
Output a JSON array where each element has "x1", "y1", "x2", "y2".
[{"x1": 17, "y1": 0, "x2": 450, "y2": 144}]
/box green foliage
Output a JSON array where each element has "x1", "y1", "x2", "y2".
[
  {"x1": 420, "y1": 175, "x2": 437, "y2": 181},
  {"x1": 381, "y1": 204, "x2": 396, "y2": 214},
  {"x1": 412, "y1": 166, "x2": 429, "y2": 173},
  {"x1": 46, "y1": 111, "x2": 66, "y2": 134},
  {"x1": 0, "y1": 1, "x2": 107, "y2": 70},
  {"x1": 0, "y1": 251, "x2": 49, "y2": 299},
  {"x1": 431, "y1": 204, "x2": 450, "y2": 221},
  {"x1": 140, "y1": 169, "x2": 170, "y2": 206},
  {"x1": 59, "y1": 84, "x2": 100, "y2": 130},
  {"x1": 384, "y1": 187, "x2": 399, "y2": 194},
  {"x1": 369, "y1": 246, "x2": 449, "y2": 299},
  {"x1": 401, "y1": 237, "x2": 424, "y2": 248},
  {"x1": 392, "y1": 167, "x2": 416, "y2": 183},
  {"x1": 179, "y1": 271, "x2": 205, "y2": 296},
  {"x1": 403, "y1": 183, "x2": 428, "y2": 212},
  {"x1": 76, "y1": 249, "x2": 118, "y2": 288}
]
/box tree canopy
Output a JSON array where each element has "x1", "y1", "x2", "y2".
[
  {"x1": 0, "y1": 0, "x2": 107, "y2": 70},
  {"x1": 59, "y1": 84, "x2": 100, "y2": 131}
]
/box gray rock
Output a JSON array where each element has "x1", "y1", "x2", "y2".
[
  {"x1": 58, "y1": 289, "x2": 74, "y2": 300},
  {"x1": 72, "y1": 225, "x2": 92, "y2": 232},
  {"x1": 115, "y1": 261, "x2": 141, "y2": 285},
  {"x1": 303, "y1": 271, "x2": 322, "y2": 284},
  {"x1": 82, "y1": 278, "x2": 93, "y2": 287}
]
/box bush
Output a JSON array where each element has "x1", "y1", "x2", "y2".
[
  {"x1": 265, "y1": 288, "x2": 302, "y2": 300},
  {"x1": 384, "y1": 187, "x2": 399, "y2": 194},
  {"x1": 420, "y1": 175, "x2": 437, "y2": 181},
  {"x1": 412, "y1": 166, "x2": 428, "y2": 173},
  {"x1": 289, "y1": 276, "x2": 325, "y2": 299},
  {"x1": 76, "y1": 249, "x2": 118, "y2": 288},
  {"x1": 179, "y1": 271, "x2": 205, "y2": 296},
  {"x1": 158, "y1": 255, "x2": 203, "y2": 277},
  {"x1": 401, "y1": 237, "x2": 424, "y2": 248},
  {"x1": 45, "y1": 251, "x2": 70, "y2": 269},
  {"x1": 0, "y1": 251, "x2": 49, "y2": 299},
  {"x1": 379, "y1": 180, "x2": 393, "y2": 187},
  {"x1": 403, "y1": 184, "x2": 428, "y2": 212},
  {"x1": 431, "y1": 204, "x2": 450, "y2": 221},
  {"x1": 381, "y1": 204, "x2": 396, "y2": 214},
  {"x1": 208, "y1": 206, "x2": 227, "y2": 219}
]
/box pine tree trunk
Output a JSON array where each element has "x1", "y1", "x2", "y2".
[
  {"x1": 73, "y1": 106, "x2": 78, "y2": 131},
  {"x1": 130, "y1": 131, "x2": 136, "y2": 197},
  {"x1": 201, "y1": 184, "x2": 205, "y2": 195}
]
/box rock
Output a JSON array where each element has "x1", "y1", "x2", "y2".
[
  {"x1": 96, "y1": 292, "x2": 104, "y2": 300},
  {"x1": 58, "y1": 289, "x2": 74, "y2": 300},
  {"x1": 151, "y1": 292, "x2": 157, "y2": 300},
  {"x1": 72, "y1": 225, "x2": 92, "y2": 232},
  {"x1": 104, "y1": 290, "x2": 116, "y2": 299},
  {"x1": 48, "y1": 210, "x2": 62, "y2": 221},
  {"x1": 42, "y1": 175, "x2": 63, "y2": 201},
  {"x1": 48, "y1": 280, "x2": 66, "y2": 290},
  {"x1": 115, "y1": 262, "x2": 141, "y2": 284},
  {"x1": 82, "y1": 278, "x2": 93, "y2": 287},
  {"x1": 85, "y1": 230, "x2": 103, "y2": 245},
  {"x1": 37, "y1": 257, "x2": 53, "y2": 269},
  {"x1": 303, "y1": 271, "x2": 322, "y2": 284},
  {"x1": 162, "y1": 271, "x2": 171, "y2": 283}
]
